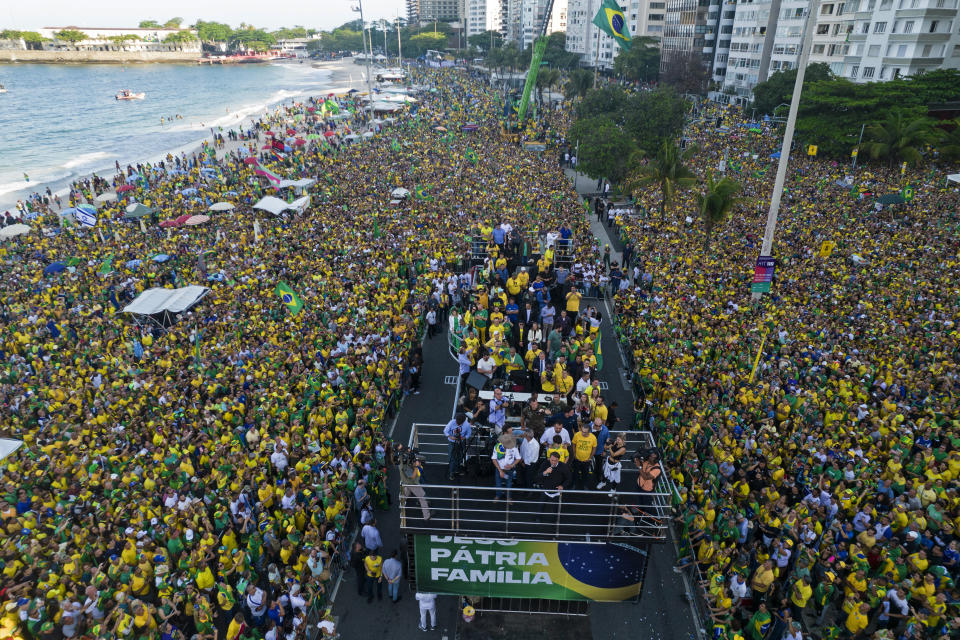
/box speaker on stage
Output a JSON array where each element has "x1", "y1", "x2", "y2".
[{"x1": 465, "y1": 371, "x2": 490, "y2": 392}]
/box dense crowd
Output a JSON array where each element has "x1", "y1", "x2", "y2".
[
  {"x1": 614, "y1": 107, "x2": 960, "y2": 639},
  {"x1": 0, "y1": 68, "x2": 586, "y2": 640}
]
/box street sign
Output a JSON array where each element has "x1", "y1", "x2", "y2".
[{"x1": 751, "y1": 255, "x2": 775, "y2": 294}]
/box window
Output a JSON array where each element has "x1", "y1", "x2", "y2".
[
  {"x1": 837, "y1": 1, "x2": 846, "y2": 13},
  {"x1": 874, "y1": 21, "x2": 887, "y2": 32},
  {"x1": 903, "y1": 20, "x2": 914, "y2": 32},
  {"x1": 862, "y1": 66, "x2": 875, "y2": 78},
  {"x1": 850, "y1": 64, "x2": 859, "y2": 77},
  {"x1": 880, "y1": 65, "x2": 888, "y2": 78},
  {"x1": 893, "y1": 68, "x2": 901, "y2": 78},
  {"x1": 922, "y1": 44, "x2": 932, "y2": 55},
  {"x1": 821, "y1": 3, "x2": 834, "y2": 12},
  {"x1": 649, "y1": 13, "x2": 665, "y2": 20},
  {"x1": 954, "y1": 44, "x2": 960, "y2": 57},
  {"x1": 897, "y1": 44, "x2": 907, "y2": 56},
  {"x1": 817, "y1": 23, "x2": 830, "y2": 33},
  {"x1": 861, "y1": 22, "x2": 870, "y2": 33},
  {"x1": 929, "y1": 20, "x2": 939, "y2": 32},
  {"x1": 650, "y1": 2, "x2": 666, "y2": 7},
  {"x1": 814, "y1": 44, "x2": 826, "y2": 53},
  {"x1": 868, "y1": 44, "x2": 881, "y2": 55}
]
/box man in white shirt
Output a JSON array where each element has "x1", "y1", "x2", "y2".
[
  {"x1": 575, "y1": 372, "x2": 592, "y2": 394},
  {"x1": 416, "y1": 592, "x2": 437, "y2": 631},
  {"x1": 519, "y1": 429, "x2": 540, "y2": 491},
  {"x1": 491, "y1": 431, "x2": 521, "y2": 502},
  {"x1": 270, "y1": 446, "x2": 288, "y2": 473},
  {"x1": 477, "y1": 354, "x2": 496, "y2": 379},
  {"x1": 539, "y1": 422, "x2": 571, "y2": 449}
]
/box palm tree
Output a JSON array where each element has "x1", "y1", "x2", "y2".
[
  {"x1": 564, "y1": 69, "x2": 593, "y2": 100},
  {"x1": 626, "y1": 140, "x2": 698, "y2": 220},
  {"x1": 862, "y1": 109, "x2": 933, "y2": 166},
  {"x1": 938, "y1": 119, "x2": 960, "y2": 162},
  {"x1": 698, "y1": 173, "x2": 741, "y2": 251}
]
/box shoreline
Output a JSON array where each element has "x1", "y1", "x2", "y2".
[{"x1": 0, "y1": 59, "x2": 371, "y2": 213}]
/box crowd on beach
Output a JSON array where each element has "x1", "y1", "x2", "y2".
[
  {"x1": 612, "y1": 108, "x2": 960, "y2": 639},
  {"x1": 0, "y1": 68, "x2": 589, "y2": 640}
]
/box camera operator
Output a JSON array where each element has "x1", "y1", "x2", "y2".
[
  {"x1": 396, "y1": 444, "x2": 431, "y2": 521},
  {"x1": 488, "y1": 387, "x2": 510, "y2": 434},
  {"x1": 443, "y1": 413, "x2": 473, "y2": 480}
]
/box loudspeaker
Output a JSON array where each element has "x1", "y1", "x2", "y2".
[{"x1": 465, "y1": 371, "x2": 490, "y2": 391}]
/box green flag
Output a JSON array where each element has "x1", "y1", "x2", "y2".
[
  {"x1": 594, "y1": 333, "x2": 603, "y2": 371},
  {"x1": 274, "y1": 282, "x2": 304, "y2": 315},
  {"x1": 592, "y1": 0, "x2": 632, "y2": 50},
  {"x1": 98, "y1": 255, "x2": 114, "y2": 275},
  {"x1": 465, "y1": 148, "x2": 478, "y2": 165}
]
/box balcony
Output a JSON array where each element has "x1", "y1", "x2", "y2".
[
  {"x1": 886, "y1": 31, "x2": 951, "y2": 41},
  {"x1": 400, "y1": 424, "x2": 672, "y2": 544}
]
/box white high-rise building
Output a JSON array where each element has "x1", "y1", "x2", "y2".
[
  {"x1": 566, "y1": 0, "x2": 664, "y2": 68},
  {"x1": 707, "y1": 0, "x2": 960, "y2": 103},
  {"x1": 517, "y1": 0, "x2": 569, "y2": 49},
  {"x1": 467, "y1": 0, "x2": 504, "y2": 36}
]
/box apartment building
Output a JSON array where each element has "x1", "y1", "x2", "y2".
[
  {"x1": 467, "y1": 0, "x2": 504, "y2": 36},
  {"x1": 566, "y1": 0, "x2": 665, "y2": 68},
  {"x1": 661, "y1": 0, "x2": 711, "y2": 70}
]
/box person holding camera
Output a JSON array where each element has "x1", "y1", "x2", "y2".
[
  {"x1": 397, "y1": 445, "x2": 431, "y2": 521},
  {"x1": 443, "y1": 413, "x2": 473, "y2": 480}
]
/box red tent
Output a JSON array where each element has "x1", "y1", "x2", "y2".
[
  {"x1": 286, "y1": 128, "x2": 296, "y2": 135},
  {"x1": 174, "y1": 215, "x2": 191, "y2": 225},
  {"x1": 294, "y1": 138, "x2": 306, "y2": 146},
  {"x1": 159, "y1": 219, "x2": 179, "y2": 228},
  {"x1": 243, "y1": 157, "x2": 258, "y2": 165},
  {"x1": 117, "y1": 185, "x2": 135, "y2": 193},
  {"x1": 323, "y1": 131, "x2": 336, "y2": 138}
]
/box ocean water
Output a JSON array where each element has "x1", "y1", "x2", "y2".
[{"x1": 0, "y1": 61, "x2": 338, "y2": 208}]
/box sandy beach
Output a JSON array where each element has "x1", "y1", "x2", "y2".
[{"x1": 1, "y1": 57, "x2": 372, "y2": 213}]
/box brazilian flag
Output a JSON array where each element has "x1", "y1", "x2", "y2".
[
  {"x1": 465, "y1": 148, "x2": 478, "y2": 165},
  {"x1": 414, "y1": 184, "x2": 433, "y2": 201},
  {"x1": 592, "y1": 0, "x2": 632, "y2": 50},
  {"x1": 391, "y1": 139, "x2": 401, "y2": 152},
  {"x1": 901, "y1": 184, "x2": 914, "y2": 201},
  {"x1": 274, "y1": 282, "x2": 304, "y2": 315}
]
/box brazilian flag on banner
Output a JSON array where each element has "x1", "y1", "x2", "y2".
[
  {"x1": 465, "y1": 148, "x2": 478, "y2": 165},
  {"x1": 414, "y1": 184, "x2": 433, "y2": 201},
  {"x1": 274, "y1": 281, "x2": 304, "y2": 315},
  {"x1": 391, "y1": 139, "x2": 401, "y2": 152},
  {"x1": 901, "y1": 184, "x2": 914, "y2": 201},
  {"x1": 592, "y1": 0, "x2": 632, "y2": 50}
]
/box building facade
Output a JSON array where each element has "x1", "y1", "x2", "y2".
[
  {"x1": 660, "y1": 0, "x2": 711, "y2": 70},
  {"x1": 467, "y1": 0, "x2": 504, "y2": 37},
  {"x1": 516, "y1": 0, "x2": 569, "y2": 48},
  {"x1": 565, "y1": 0, "x2": 664, "y2": 68},
  {"x1": 409, "y1": 0, "x2": 462, "y2": 22}
]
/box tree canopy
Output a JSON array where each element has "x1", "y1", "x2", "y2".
[
  {"x1": 138, "y1": 20, "x2": 161, "y2": 29},
  {"x1": 751, "y1": 63, "x2": 833, "y2": 115},
  {"x1": 163, "y1": 30, "x2": 198, "y2": 44},
  {"x1": 163, "y1": 18, "x2": 184, "y2": 29},
  {"x1": 55, "y1": 30, "x2": 87, "y2": 44},
  {"x1": 194, "y1": 21, "x2": 233, "y2": 42},
  {"x1": 613, "y1": 36, "x2": 660, "y2": 83},
  {"x1": 569, "y1": 116, "x2": 638, "y2": 184}
]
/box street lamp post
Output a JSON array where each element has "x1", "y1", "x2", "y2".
[
  {"x1": 352, "y1": 0, "x2": 375, "y2": 99},
  {"x1": 851, "y1": 123, "x2": 866, "y2": 170},
  {"x1": 753, "y1": 0, "x2": 821, "y2": 300}
]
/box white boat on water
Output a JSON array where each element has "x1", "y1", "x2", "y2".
[
  {"x1": 0, "y1": 84, "x2": 7, "y2": 94},
  {"x1": 116, "y1": 90, "x2": 145, "y2": 100}
]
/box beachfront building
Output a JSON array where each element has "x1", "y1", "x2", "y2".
[
  {"x1": 512, "y1": 0, "x2": 569, "y2": 48},
  {"x1": 566, "y1": 0, "x2": 664, "y2": 68},
  {"x1": 409, "y1": 0, "x2": 463, "y2": 22},
  {"x1": 694, "y1": 0, "x2": 960, "y2": 103},
  {"x1": 32, "y1": 26, "x2": 201, "y2": 53},
  {"x1": 39, "y1": 26, "x2": 197, "y2": 42},
  {"x1": 466, "y1": 0, "x2": 504, "y2": 37}
]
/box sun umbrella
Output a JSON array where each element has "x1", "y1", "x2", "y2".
[
  {"x1": 117, "y1": 185, "x2": 136, "y2": 193},
  {"x1": 243, "y1": 157, "x2": 258, "y2": 165},
  {"x1": 0, "y1": 224, "x2": 31, "y2": 239},
  {"x1": 124, "y1": 203, "x2": 154, "y2": 219},
  {"x1": 361, "y1": 131, "x2": 374, "y2": 138},
  {"x1": 152, "y1": 254, "x2": 170, "y2": 263},
  {"x1": 323, "y1": 131, "x2": 336, "y2": 138},
  {"x1": 286, "y1": 128, "x2": 296, "y2": 135},
  {"x1": 294, "y1": 138, "x2": 306, "y2": 146},
  {"x1": 185, "y1": 215, "x2": 210, "y2": 226},
  {"x1": 174, "y1": 215, "x2": 191, "y2": 225},
  {"x1": 209, "y1": 202, "x2": 235, "y2": 212},
  {"x1": 306, "y1": 133, "x2": 321, "y2": 140},
  {"x1": 158, "y1": 219, "x2": 179, "y2": 228},
  {"x1": 94, "y1": 192, "x2": 117, "y2": 205},
  {"x1": 125, "y1": 259, "x2": 142, "y2": 269},
  {"x1": 265, "y1": 131, "x2": 276, "y2": 137},
  {"x1": 181, "y1": 187, "x2": 198, "y2": 196},
  {"x1": 262, "y1": 144, "x2": 275, "y2": 150},
  {"x1": 43, "y1": 262, "x2": 66, "y2": 276}
]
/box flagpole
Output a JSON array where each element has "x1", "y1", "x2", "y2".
[{"x1": 593, "y1": 26, "x2": 601, "y2": 88}]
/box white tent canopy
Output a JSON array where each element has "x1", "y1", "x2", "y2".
[
  {"x1": 253, "y1": 195, "x2": 310, "y2": 216},
  {"x1": 948, "y1": 173, "x2": 960, "y2": 184},
  {"x1": 277, "y1": 178, "x2": 316, "y2": 189},
  {"x1": 209, "y1": 202, "x2": 235, "y2": 212},
  {"x1": 123, "y1": 285, "x2": 211, "y2": 327},
  {"x1": 391, "y1": 187, "x2": 410, "y2": 198},
  {"x1": 0, "y1": 438, "x2": 23, "y2": 463}
]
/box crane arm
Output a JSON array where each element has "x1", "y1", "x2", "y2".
[{"x1": 515, "y1": 0, "x2": 556, "y2": 126}]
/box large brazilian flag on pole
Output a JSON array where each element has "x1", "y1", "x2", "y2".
[{"x1": 592, "y1": 0, "x2": 632, "y2": 50}]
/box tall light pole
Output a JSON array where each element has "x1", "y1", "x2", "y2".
[
  {"x1": 754, "y1": 0, "x2": 821, "y2": 299},
  {"x1": 352, "y1": 1, "x2": 375, "y2": 98}
]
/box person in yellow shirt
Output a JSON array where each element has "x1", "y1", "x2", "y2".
[
  {"x1": 570, "y1": 423, "x2": 597, "y2": 489},
  {"x1": 225, "y1": 611, "x2": 246, "y2": 640},
  {"x1": 564, "y1": 288, "x2": 582, "y2": 323},
  {"x1": 363, "y1": 551, "x2": 383, "y2": 603},
  {"x1": 789, "y1": 576, "x2": 812, "y2": 620},
  {"x1": 845, "y1": 603, "x2": 870, "y2": 636}
]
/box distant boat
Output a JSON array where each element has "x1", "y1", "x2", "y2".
[
  {"x1": 0, "y1": 84, "x2": 7, "y2": 94},
  {"x1": 116, "y1": 90, "x2": 145, "y2": 100}
]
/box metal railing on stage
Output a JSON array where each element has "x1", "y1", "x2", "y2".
[{"x1": 401, "y1": 423, "x2": 670, "y2": 543}]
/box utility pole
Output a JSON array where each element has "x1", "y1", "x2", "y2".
[
  {"x1": 354, "y1": 0, "x2": 375, "y2": 98},
  {"x1": 754, "y1": 0, "x2": 821, "y2": 300},
  {"x1": 851, "y1": 123, "x2": 865, "y2": 170},
  {"x1": 397, "y1": 13, "x2": 403, "y2": 68}
]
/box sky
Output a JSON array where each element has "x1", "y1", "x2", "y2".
[{"x1": 1, "y1": 0, "x2": 407, "y2": 31}]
